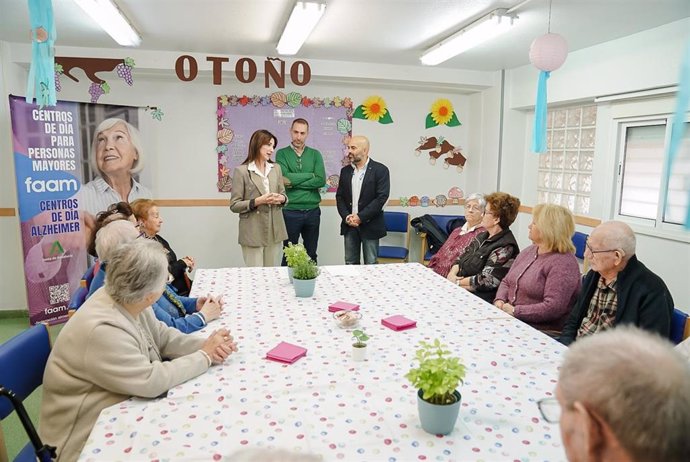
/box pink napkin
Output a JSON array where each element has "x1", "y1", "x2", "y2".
[
  {"x1": 266, "y1": 341, "x2": 307, "y2": 364},
  {"x1": 328, "y1": 301, "x2": 360, "y2": 312},
  {"x1": 381, "y1": 315, "x2": 417, "y2": 331}
]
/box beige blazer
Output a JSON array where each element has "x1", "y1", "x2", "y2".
[
  {"x1": 229, "y1": 163, "x2": 288, "y2": 247},
  {"x1": 39, "y1": 288, "x2": 209, "y2": 462}
]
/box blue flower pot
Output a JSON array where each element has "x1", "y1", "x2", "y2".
[
  {"x1": 293, "y1": 277, "x2": 316, "y2": 297},
  {"x1": 416, "y1": 389, "x2": 461, "y2": 435}
]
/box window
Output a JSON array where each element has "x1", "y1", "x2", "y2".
[
  {"x1": 537, "y1": 105, "x2": 596, "y2": 215},
  {"x1": 616, "y1": 118, "x2": 690, "y2": 228}
]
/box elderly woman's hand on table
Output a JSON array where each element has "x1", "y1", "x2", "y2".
[
  {"x1": 201, "y1": 329, "x2": 238, "y2": 364},
  {"x1": 196, "y1": 295, "x2": 223, "y2": 322}
]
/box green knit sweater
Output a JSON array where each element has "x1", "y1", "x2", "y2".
[{"x1": 275, "y1": 145, "x2": 326, "y2": 210}]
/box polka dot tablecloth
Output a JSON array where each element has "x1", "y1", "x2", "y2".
[{"x1": 80, "y1": 263, "x2": 567, "y2": 461}]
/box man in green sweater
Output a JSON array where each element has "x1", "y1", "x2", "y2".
[{"x1": 275, "y1": 118, "x2": 326, "y2": 264}]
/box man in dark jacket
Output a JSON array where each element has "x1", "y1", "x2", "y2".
[
  {"x1": 335, "y1": 135, "x2": 390, "y2": 264},
  {"x1": 560, "y1": 221, "x2": 673, "y2": 345}
]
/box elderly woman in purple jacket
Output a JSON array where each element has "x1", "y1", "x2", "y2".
[{"x1": 494, "y1": 203, "x2": 582, "y2": 336}]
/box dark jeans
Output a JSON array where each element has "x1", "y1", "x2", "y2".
[
  {"x1": 343, "y1": 228, "x2": 379, "y2": 265},
  {"x1": 281, "y1": 208, "x2": 321, "y2": 265}
]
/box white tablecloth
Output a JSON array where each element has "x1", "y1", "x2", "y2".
[{"x1": 80, "y1": 263, "x2": 566, "y2": 461}]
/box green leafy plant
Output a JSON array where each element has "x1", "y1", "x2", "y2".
[
  {"x1": 292, "y1": 259, "x2": 319, "y2": 280},
  {"x1": 405, "y1": 339, "x2": 466, "y2": 405},
  {"x1": 283, "y1": 243, "x2": 310, "y2": 268},
  {"x1": 352, "y1": 329, "x2": 370, "y2": 348}
]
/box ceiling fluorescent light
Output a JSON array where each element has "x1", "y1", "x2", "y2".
[
  {"x1": 73, "y1": 0, "x2": 141, "y2": 47},
  {"x1": 277, "y1": 1, "x2": 326, "y2": 55},
  {"x1": 421, "y1": 9, "x2": 517, "y2": 66}
]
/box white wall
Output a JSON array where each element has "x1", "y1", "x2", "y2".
[
  {"x1": 0, "y1": 43, "x2": 502, "y2": 310},
  {"x1": 502, "y1": 18, "x2": 690, "y2": 310}
]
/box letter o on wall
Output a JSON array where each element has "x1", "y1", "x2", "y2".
[
  {"x1": 175, "y1": 55, "x2": 198, "y2": 81},
  {"x1": 290, "y1": 61, "x2": 311, "y2": 86},
  {"x1": 235, "y1": 58, "x2": 257, "y2": 83}
]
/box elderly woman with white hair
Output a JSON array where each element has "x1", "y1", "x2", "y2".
[
  {"x1": 427, "y1": 193, "x2": 486, "y2": 277},
  {"x1": 80, "y1": 118, "x2": 152, "y2": 226},
  {"x1": 39, "y1": 239, "x2": 238, "y2": 462}
]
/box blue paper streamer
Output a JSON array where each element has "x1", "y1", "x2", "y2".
[
  {"x1": 663, "y1": 39, "x2": 690, "y2": 229},
  {"x1": 25, "y1": 0, "x2": 57, "y2": 108},
  {"x1": 532, "y1": 70, "x2": 551, "y2": 153}
]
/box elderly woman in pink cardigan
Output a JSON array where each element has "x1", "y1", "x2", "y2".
[{"x1": 494, "y1": 203, "x2": 581, "y2": 336}]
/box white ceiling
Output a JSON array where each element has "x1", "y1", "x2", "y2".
[{"x1": 1, "y1": 0, "x2": 689, "y2": 71}]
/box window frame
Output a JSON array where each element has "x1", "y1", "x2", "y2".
[{"x1": 614, "y1": 114, "x2": 689, "y2": 233}]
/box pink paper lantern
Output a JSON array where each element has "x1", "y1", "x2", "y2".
[{"x1": 529, "y1": 33, "x2": 568, "y2": 72}]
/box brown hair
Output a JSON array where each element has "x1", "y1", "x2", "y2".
[
  {"x1": 88, "y1": 202, "x2": 134, "y2": 257},
  {"x1": 241, "y1": 129, "x2": 277, "y2": 165},
  {"x1": 292, "y1": 118, "x2": 309, "y2": 129},
  {"x1": 130, "y1": 198, "x2": 157, "y2": 222},
  {"x1": 484, "y1": 192, "x2": 521, "y2": 229}
]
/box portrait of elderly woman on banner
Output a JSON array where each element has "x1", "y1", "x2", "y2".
[{"x1": 79, "y1": 117, "x2": 152, "y2": 232}]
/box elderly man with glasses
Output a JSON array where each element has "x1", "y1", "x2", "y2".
[
  {"x1": 538, "y1": 327, "x2": 690, "y2": 462},
  {"x1": 559, "y1": 221, "x2": 673, "y2": 346}
]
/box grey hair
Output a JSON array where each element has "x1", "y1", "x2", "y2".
[
  {"x1": 105, "y1": 239, "x2": 168, "y2": 306},
  {"x1": 95, "y1": 220, "x2": 139, "y2": 261},
  {"x1": 596, "y1": 221, "x2": 636, "y2": 259},
  {"x1": 90, "y1": 118, "x2": 145, "y2": 176},
  {"x1": 464, "y1": 193, "x2": 486, "y2": 210},
  {"x1": 559, "y1": 326, "x2": 690, "y2": 462}
]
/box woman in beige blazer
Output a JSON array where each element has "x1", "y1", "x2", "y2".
[{"x1": 230, "y1": 129, "x2": 288, "y2": 267}]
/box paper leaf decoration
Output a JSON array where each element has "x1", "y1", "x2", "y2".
[
  {"x1": 337, "y1": 118, "x2": 352, "y2": 134},
  {"x1": 353, "y1": 95, "x2": 393, "y2": 124},
  {"x1": 426, "y1": 98, "x2": 461, "y2": 128},
  {"x1": 287, "y1": 91, "x2": 302, "y2": 107}
]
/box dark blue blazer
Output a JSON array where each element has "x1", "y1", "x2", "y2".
[{"x1": 335, "y1": 158, "x2": 390, "y2": 240}]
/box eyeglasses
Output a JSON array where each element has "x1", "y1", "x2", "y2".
[
  {"x1": 537, "y1": 397, "x2": 561, "y2": 424},
  {"x1": 585, "y1": 237, "x2": 619, "y2": 255},
  {"x1": 295, "y1": 156, "x2": 302, "y2": 171},
  {"x1": 465, "y1": 204, "x2": 482, "y2": 212}
]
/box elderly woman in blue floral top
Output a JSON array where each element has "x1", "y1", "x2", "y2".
[
  {"x1": 447, "y1": 192, "x2": 521, "y2": 302},
  {"x1": 88, "y1": 220, "x2": 224, "y2": 333}
]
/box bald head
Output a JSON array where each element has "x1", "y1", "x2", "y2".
[
  {"x1": 347, "y1": 135, "x2": 370, "y2": 167},
  {"x1": 592, "y1": 220, "x2": 636, "y2": 259}
]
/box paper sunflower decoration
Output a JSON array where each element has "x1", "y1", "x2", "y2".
[
  {"x1": 426, "y1": 99, "x2": 461, "y2": 128},
  {"x1": 353, "y1": 96, "x2": 393, "y2": 124}
]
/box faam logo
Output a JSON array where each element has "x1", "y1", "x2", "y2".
[{"x1": 24, "y1": 177, "x2": 78, "y2": 193}]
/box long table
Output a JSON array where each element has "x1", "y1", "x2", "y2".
[{"x1": 80, "y1": 263, "x2": 567, "y2": 461}]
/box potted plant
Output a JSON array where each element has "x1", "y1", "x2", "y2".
[
  {"x1": 283, "y1": 243, "x2": 309, "y2": 283},
  {"x1": 351, "y1": 329, "x2": 370, "y2": 361},
  {"x1": 405, "y1": 339, "x2": 466, "y2": 435},
  {"x1": 292, "y1": 259, "x2": 319, "y2": 297}
]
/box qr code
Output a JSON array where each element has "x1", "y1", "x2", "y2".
[{"x1": 49, "y1": 283, "x2": 70, "y2": 304}]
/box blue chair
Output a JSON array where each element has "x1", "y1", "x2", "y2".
[
  {"x1": 378, "y1": 211, "x2": 411, "y2": 263},
  {"x1": 0, "y1": 323, "x2": 56, "y2": 461},
  {"x1": 419, "y1": 214, "x2": 465, "y2": 264},
  {"x1": 571, "y1": 231, "x2": 589, "y2": 273},
  {"x1": 670, "y1": 308, "x2": 689, "y2": 345},
  {"x1": 81, "y1": 263, "x2": 97, "y2": 290}
]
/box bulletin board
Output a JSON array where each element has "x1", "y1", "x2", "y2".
[{"x1": 215, "y1": 92, "x2": 353, "y2": 192}]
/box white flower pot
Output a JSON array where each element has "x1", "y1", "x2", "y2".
[{"x1": 352, "y1": 344, "x2": 367, "y2": 361}]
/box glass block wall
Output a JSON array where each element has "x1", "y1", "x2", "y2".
[{"x1": 537, "y1": 105, "x2": 596, "y2": 215}]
